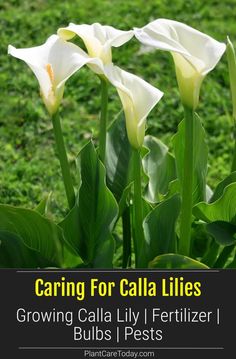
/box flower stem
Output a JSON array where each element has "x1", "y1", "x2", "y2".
[
  {"x1": 99, "y1": 78, "x2": 108, "y2": 163},
  {"x1": 133, "y1": 148, "x2": 145, "y2": 268},
  {"x1": 231, "y1": 126, "x2": 236, "y2": 171},
  {"x1": 226, "y1": 38, "x2": 236, "y2": 172},
  {"x1": 122, "y1": 206, "x2": 131, "y2": 268},
  {"x1": 51, "y1": 112, "x2": 75, "y2": 210},
  {"x1": 179, "y1": 106, "x2": 194, "y2": 256}
]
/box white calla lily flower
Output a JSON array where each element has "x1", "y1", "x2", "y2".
[
  {"x1": 8, "y1": 35, "x2": 103, "y2": 115},
  {"x1": 104, "y1": 64, "x2": 163, "y2": 149},
  {"x1": 134, "y1": 19, "x2": 226, "y2": 109},
  {"x1": 57, "y1": 23, "x2": 162, "y2": 149},
  {"x1": 58, "y1": 23, "x2": 134, "y2": 66}
]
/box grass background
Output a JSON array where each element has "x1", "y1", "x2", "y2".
[{"x1": 0, "y1": 0, "x2": 236, "y2": 219}]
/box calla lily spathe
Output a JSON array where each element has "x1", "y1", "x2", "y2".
[
  {"x1": 105, "y1": 64, "x2": 163, "y2": 149},
  {"x1": 57, "y1": 22, "x2": 134, "y2": 66},
  {"x1": 9, "y1": 30, "x2": 163, "y2": 149},
  {"x1": 134, "y1": 19, "x2": 226, "y2": 109},
  {"x1": 57, "y1": 23, "x2": 162, "y2": 148},
  {"x1": 8, "y1": 35, "x2": 102, "y2": 115}
]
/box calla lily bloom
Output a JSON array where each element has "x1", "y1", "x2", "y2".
[
  {"x1": 58, "y1": 23, "x2": 162, "y2": 149},
  {"x1": 8, "y1": 35, "x2": 102, "y2": 115},
  {"x1": 58, "y1": 22, "x2": 134, "y2": 66},
  {"x1": 134, "y1": 19, "x2": 226, "y2": 109},
  {"x1": 104, "y1": 64, "x2": 163, "y2": 149}
]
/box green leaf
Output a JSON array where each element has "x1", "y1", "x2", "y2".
[
  {"x1": 60, "y1": 141, "x2": 118, "y2": 268},
  {"x1": 143, "y1": 194, "x2": 181, "y2": 261},
  {"x1": 60, "y1": 205, "x2": 79, "y2": 250},
  {"x1": 63, "y1": 241, "x2": 84, "y2": 268},
  {"x1": 191, "y1": 222, "x2": 212, "y2": 259},
  {"x1": 0, "y1": 231, "x2": 50, "y2": 268},
  {"x1": 143, "y1": 136, "x2": 176, "y2": 203},
  {"x1": 193, "y1": 183, "x2": 236, "y2": 224},
  {"x1": 226, "y1": 252, "x2": 236, "y2": 268},
  {"x1": 210, "y1": 172, "x2": 236, "y2": 203},
  {"x1": 206, "y1": 221, "x2": 236, "y2": 246},
  {"x1": 118, "y1": 182, "x2": 133, "y2": 217},
  {"x1": 105, "y1": 113, "x2": 133, "y2": 204},
  {"x1": 149, "y1": 253, "x2": 209, "y2": 269},
  {"x1": 164, "y1": 179, "x2": 180, "y2": 199},
  {"x1": 214, "y1": 244, "x2": 235, "y2": 268},
  {"x1": 0, "y1": 205, "x2": 64, "y2": 267},
  {"x1": 201, "y1": 240, "x2": 220, "y2": 268},
  {"x1": 59, "y1": 209, "x2": 85, "y2": 267},
  {"x1": 172, "y1": 113, "x2": 208, "y2": 204},
  {"x1": 142, "y1": 198, "x2": 153, "y2": 219}
]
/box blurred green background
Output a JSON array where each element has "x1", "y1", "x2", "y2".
[{"x1": 0, "y1": 0, "x2": 235, "y2": 219}]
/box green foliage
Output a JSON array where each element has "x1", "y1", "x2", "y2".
[
  {"x1": 209, "y1": 171, "x2": 236, "y2": 202},
  {"x1": 173, "y1": 114, "x2": 208, "y2": 204},
  {"x1": 206, "y1": 221, "x2": 236, "y2": 246},
  {"x1": 0, "y1": 0, "x2": 235, "y2": 217},
  {"x1": 60, "y1": 141, "x2": 118, "y2": 268},
  {"x1": 143, "y1": 136, "x2": 176, "y2": 203},
  {"x1": 143, "y1": 194, "x2": 181, "y2": 260},
  {"x1": 1, "y1": 1, "x2": 236, "y2": 269},
  {"x1": 149, "y1": 254, "x2": 209, "y2": 269},
  {"x1": 105, "y1": 113, "x2": 133, "y2": 206},
  {"x1": 0, "y1": 231, "x2": 50, "y2": 268},
  {"x1": 193, "y1": 178, "x2": 236, "y2": 263},
  {"x1": 194, "y1": 183, "x2": 236, "y2": 224},
  {"x1": 0, "y1": 204, "x2": 65, "y2": 266},
  {"x1": 35, "y1": 193, "x2": 52, "y2": 215}
]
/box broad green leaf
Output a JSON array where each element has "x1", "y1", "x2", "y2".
[
  {"x1": 149, "y1": 253, "x2": 209, "y2": 269},
  {"x1": 92, "y1": 234, "x2": 115, "y2": 267},
  {"x1": 0, "y1": 205, "x2": 64, "y2": 267},
  {"x1": 191, "y1": 222, "x2": 212, "y2": 259},
  {"x1": 193, "y1": 183, "x2": 236, "y2": 224},
  {"x1": 0, "y1": 231, "x2": 50, "y2": 268},
  {"x1": 59, "y1": 209, "x2": 85, "y2": 267},
  {"x1": 143, "y1": 194, "x2": 181, "y2": 261},
  {"x1": 210, "y1": 172, "x2": 236, "y2": 203},
  {"x1": 201, "y1": 240, "x2": 220, "y2": 268},
  {"x1": 143, "y1": 135, "x2": 176, "y2": 203},
  {"x1": 105, "y1": 113, "x2": 133, "y2": 205},
  {"x1": 206, "y1": 221, "x2": 236, "y2": 246},
  {"x1": 63, "y1": 241, "x2": 84, "y2": 268},
  {"x1": 60, "y1": 141, "x2": 118, "y2": 268},
  {"x1": 172, "y1": 114, "x2": 208, "y2": 204},
  {"x1": 60, "y1": 205, "x2": 79, "y2": 249},
  {"x1": 164, "y1": 179, "x2": 180, "y2": 199}
]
